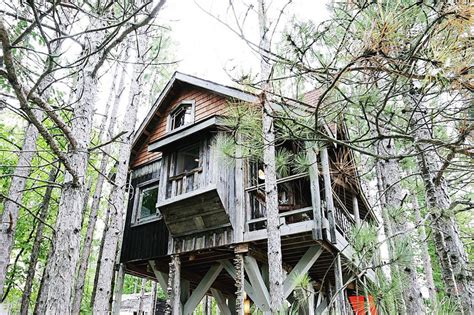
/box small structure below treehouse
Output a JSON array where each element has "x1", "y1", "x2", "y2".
[{"x1": 120, "y1": 72, "x2": 378, "y2": 314}]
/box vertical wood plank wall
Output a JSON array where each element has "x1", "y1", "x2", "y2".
[
  {"x1": 121, "y1": 161, "x2": 169, "y2": 262},
  {"x1": 131, "y1": 86, "x2": 228, "y2": 168}
]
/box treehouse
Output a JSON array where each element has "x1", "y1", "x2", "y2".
[{"x1": 120, "y1": 72, "x2": 378, "y2": 314}]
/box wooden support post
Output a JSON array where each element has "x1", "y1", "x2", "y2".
[
  {"x1": 183, "y1": 264, "x2": 223, "y2": 315},
  {"x1": 112, "y1": 263, "x2": 125, "y2": 315},
  {"x1": 334, "y1": 254, "x2": 347, "y2": 315},
  {"x1": 261, "y1": 265, "x2": 269, "y2": 288},
  {"x1": 233, "y1": 254, "x2": 245, "y2": 315},
  {"x1": 234, "y1": 135, "x2": 245, "y2": 243},
  {"x1": 149, "y1": 260, "x2": 168, "y2": 297},
  {"x1": 211, "y1": 288, "x2": 232, "y2": 315},
  {"x1": 283, "y1": 245, "x2": 322, "y2": 299},
  {"x1": 352, "y1": 195, "x2": 361, "y2": 227},
  {"x1": 181, "y1": 279, "x2": 190, "y2": 305},
  {"x1": 220, "y1": 259, "x2": 261, "y2": 309},
  {"x1": 320, "y1": 145, "x2": 337, "y2": 243},
  {"x1": 307, "y1": 282, "x2": 315, "y2": 315},
  {"x1": 307, "y1": 142, "x2": 323, "y2": 240},
  {"x1": 315, "y1": 290, "x2": 327, "y2": 314},
  {"x1": 166, "y1": 255, "x2": 181, "y2": 315},
  {"x1": 243, "y1": 256, "x2": 271, "y2": 312}
]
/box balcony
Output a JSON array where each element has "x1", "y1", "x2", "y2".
[
  {"x1": 244, "y1": 174, "x2": 314, "y2": 238},
  {"x1": 155, "y1": 135, "x2": 233, "y2": 237},
  {"x1": 243, "y1": 172, "x2": 357, "y2": 242}
]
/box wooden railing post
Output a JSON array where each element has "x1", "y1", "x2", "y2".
[
  {"x1": 320, "y1": 145, "x2": 337, "y2": 243},
  {"x1": 234, "y1": 134, "x2": 245, "y2": 243},
  {"x1": 352, "y1": 195, "x2": 361, "y2": 227}
]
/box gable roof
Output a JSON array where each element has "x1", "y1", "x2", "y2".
[{"x1": 132, "y1": 72, "x2": 258, "y2": 149}]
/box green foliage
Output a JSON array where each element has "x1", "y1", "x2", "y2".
[{"x1": 275, "y1": 148, "x2": 292, "y2": 178}]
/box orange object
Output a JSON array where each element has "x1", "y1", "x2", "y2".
[{"x1": 348, "y1": 295, "x2": 377, "y2": 315}]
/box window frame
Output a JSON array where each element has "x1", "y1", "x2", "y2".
[
  {"x1": 167, "y1": 100, "x2": 196, "y2": 132},
  {"x1": 131, "y1": 179, "x2": 161, "y2": 226},
  {"x1": 172, "y1": 143, "x2": 202, "y2": 177}
]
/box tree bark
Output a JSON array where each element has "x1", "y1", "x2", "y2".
[
  {"x1": 93, "y1": 32, "x2": 146, "y2": 312},
  {"x1": 257, "y1": 0, "x2": 284, "y2": 312},
  {"x1": 405, "y1": 88, "x2": 473, "y2": 314},
  {"x1": 43, "y1": 14, "x2": 108, "y2": 312},
  {"x1": 112, "y1": 264, "x2": 126, "y2": 315},
  {"x1": 0, "y1": 25, "x2": 64, "y2": 298},
  {"x1": 376, "y1": 135, "x2": 424, "y2": 314},
  {"x1": 0, "y1": 120, "x2": 41, "y2": 300},
  {"x1": 413, "y1": 193, "x2": 437, "y2": 308},
  {"x1": 166, "y1": 255, "x2": 181, "y2": 315},
  {"x1": 150, "y1": 281, "x2": 157, "y2": 315},
  {"x1": 138, "y1": 278, "x2": 146, "y2": 314},
  {"x1": 90, "y1": 204, "x2": 110, "y2": 307},
  {"x1": 71, "y1": 54, "x2": 125, "y2": 315},
  {"x1": 19, "y1": 166, "x2": 59, "y2": 314}
]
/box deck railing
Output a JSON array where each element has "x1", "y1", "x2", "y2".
[
  {"x1": 166, "y1": 167, "x2": 203, "y2": 198},
  {"x1": 245, "y1": 173, "x2": 313, "y2": 231},
  {"x1": 332, "y1": 193, "x2": 356, "y2": 236}
]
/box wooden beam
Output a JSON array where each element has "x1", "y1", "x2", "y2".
[
  {"x1": 183, "y1": 264, "x2": 223, "y2": 315},
  {"x1": 282, "y1": 245, "x2": 323, "y2": 298},
  {"x1": 307, "y1": 142, "x2": 323, "y2": 240},
  {"x1": 234, "y1": 135, "x2": 245, "y2": 243},
  {"x1": 307, "y1": 282, "x2": 315, "y2": 315},
  {"x1": 352, "y1": 195, "x2": 361, "y2": 227},
  {"x1": 243, "y1": 256, "x2": 271, "y2": 312},
  {"x1": 149, "y1": 260, "x2": 168, "y2": 297},
  {"x1": 320, "y1": 146, "x2": 337, "y2": 243},
  {"x1": 181, "y1": 279, "x2": 190, "y2": 305},
  {"x1": 211, "y1": 288, "x2": 232, "y2": 315},
  {"x1": 219, "y1": 260, "x2": 262, "y2": 311},
  {"x1": 334, "y1": 254, "x2": 347, "y2": 314}
]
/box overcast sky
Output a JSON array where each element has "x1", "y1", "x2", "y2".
[{"x1": 160, "y1": 0, "x2": 331, "y2": 85}]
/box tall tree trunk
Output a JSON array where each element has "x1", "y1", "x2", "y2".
[
  {"x1": 405, "y1": 88, "x2": 473, "y2": 314},
  {"x1": 0, "y1": 27, "x2": 64, "y2": 297},
  {"x1": 33, "y1": 241, "x2": 54, "y2": 314},
  {"x1": 90, "y1": 205, "x2": 110, "y2": 307},
  {"x1": 413, "y1": 193, "x2": 437, "y2": 308},
  {"x1": 150, "y1": 281, "x2": 157, "y2": 315},
  {"x1": 0, "y1": 120, "x2": 41, "y2": 300},
  {"x1": 93, "y1": 33, "x2": 146, "y2": 312},
  {"x1": 71, "y1": 56, "x2": 125, "y2": 315},
  {"x1": 138, "y1": 278, "x2": 146, "y2": 314},
  {"x1": 19, "y1": 166, "x2": 59, "y2": 314},
  {"x1": 257, "y1": 0, "x2": 284, "y2": 312},
  {"x1": 112, "y1": 264, "x2": 126, "y2": 314},
  {"x1": 44, "y1": 18, "x2": 106, "y2": 313},
  {"x1": 376, "y1": 130, "x2": 424, "y2": 313}
]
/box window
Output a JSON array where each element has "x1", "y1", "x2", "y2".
[
  {"x1": 134, "y1": 182, "x2": 161, "y2": 224},
  {"x1": 175, "y1": 144, "x2": 200, "y2": 175},
  {"x1": 169, "y1": 102, "x2": 194, "y2": 130}
]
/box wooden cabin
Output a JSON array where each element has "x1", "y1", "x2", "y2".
[{"x1": 120, "y1": 72, "x2": 378, "y2": 314}]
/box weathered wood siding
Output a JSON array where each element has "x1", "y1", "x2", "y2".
[
  {"x1": 121, "y1": 161, "x2": 169, "y2": 262},
  {"x1": 131, "y1": 86, "x2": 229, "y2": 168}
]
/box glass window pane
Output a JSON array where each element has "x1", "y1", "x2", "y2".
[
  {"x1": 140, "y1": 186, "x2": 158, "y2": 219},
  {"x1": 176, "y1": 145, "x2": 200, "y2": 174},
  {"x1": 171, "y1": 104, "x2": 192, "y2": 130}
]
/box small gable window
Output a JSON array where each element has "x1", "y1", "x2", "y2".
[{"x1": 169, "y1": 102, "x2": 194, "y2": 130}]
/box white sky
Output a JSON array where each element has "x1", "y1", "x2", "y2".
[{"x1": 160, "y1": 0, "x2": 331, "y2": 85}]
